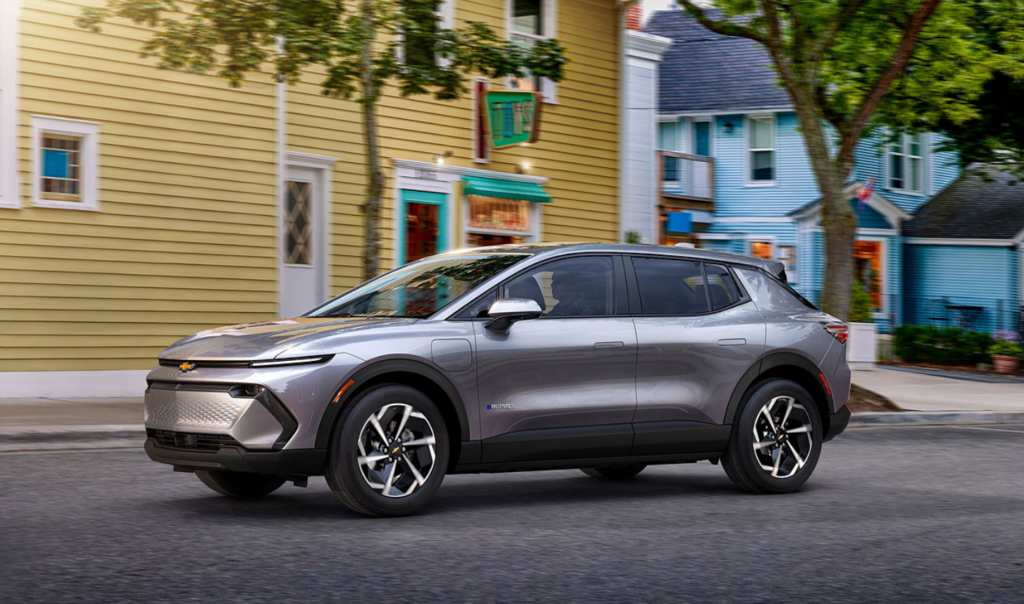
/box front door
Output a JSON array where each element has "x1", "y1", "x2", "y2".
[
  {"x1": 474, "y1": 255, "x2": 637, "y2": 463},
  {"x1": 399, "y1": 190, "x2": 447, "y2": 265},
  {"x1": 280, "y1": 167, "x2": 325, "y2": 318}
]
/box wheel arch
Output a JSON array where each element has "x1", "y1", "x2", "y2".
[
  {"x1": 725, "y1": 352, "x2": 836, "y2": 435},
  {"x1": 315, "y1": 359, "x2": 470, "y2": 471}
]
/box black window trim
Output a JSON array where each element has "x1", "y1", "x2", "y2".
[
  {"x1": 625, "y1": 254, "x2": 751, "y2": 317},
  {"x1": 450, "y1": 252, "x2": 628, "y2": 320}
]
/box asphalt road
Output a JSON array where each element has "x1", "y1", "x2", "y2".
[{"x1": 2, "y1": 426, "x2": 1024, "y2": 604}]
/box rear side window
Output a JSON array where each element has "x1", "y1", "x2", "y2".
[
  {"x1": 704, "y1": 264, "x2": 743, "y2": 310},
  {"x1": 632, "y1": 257, "x2": 709, "y2": 315}
]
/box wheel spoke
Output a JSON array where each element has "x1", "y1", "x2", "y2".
[
  {"x1": 787, "y1": 425, "x2": 812, "y2": 435},
  {"x1": 754, "y1": 440, "x2": 776, "y2": 451},
  {"x1": 368, "y1": 415, "x2": 389, "y2": 444},
  {"x1": 402, "y1": 454, "x2": 427, "y2": 486},
  {"x1": 394, "y1": 404, "x2": 412, "y2": 437},
  {"x1": 382, "y1": 462, "x2": 397, "y2": 495},
  {"x1": 787, "y1": 442, "x2": 805, "y2": 469},
  {"x1": 358, "y1": 453, "x2": 389, "y2": 467},
  {"x1": 781, "y1": 397, "x2": 794, "y2": 426},
  {"x1": 771, "y1": 447, "x2": 784, "y2": 477},
  {"x1": 760, "y1": 406, "x2": 777, "y2": 433},
  {"x1": 403, "y1": 436, "x2": 436, "y2": 448}
]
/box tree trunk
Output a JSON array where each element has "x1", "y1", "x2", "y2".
[
  {"x1": 790, "y1": 99, "x2": 857, "y2": 321},
  {"x1": 360, "y1": 0, "x2": 383, "y2": 282}
]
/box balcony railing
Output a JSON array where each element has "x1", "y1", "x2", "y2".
[{"x1": 658, "y1": 150, "x2": 714, "y2": 203}]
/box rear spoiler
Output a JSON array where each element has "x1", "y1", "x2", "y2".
[{"x1": 765, "y1": 259, "x2": 788, "y2": 283}]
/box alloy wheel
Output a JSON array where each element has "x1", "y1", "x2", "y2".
[
  {"x1": 751, "y1": 395, "x2": 814, "y2": 479},
  {"x1": 356, "y1": 403, "x2": 437, "y2": 498}
]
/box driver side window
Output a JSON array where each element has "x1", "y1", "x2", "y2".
[{"x1": 503, "y1": 256, "x2": 615, "y2": 317}]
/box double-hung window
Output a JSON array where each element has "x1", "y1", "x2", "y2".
[
  {"x1": 509, "y1": 0, "x2": 556, "y2": 102},
  {"x1": 748, "y1": 116, "x2": 774, "y2": 184},
  {"x1": 32, "y1": 116, "x2": 100, "y2": 211},
  {"x1": 888, "y1": 132, "x2": 924, "y2": 193}
]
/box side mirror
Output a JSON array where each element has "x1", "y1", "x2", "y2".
[{"x1": 485, "y1": 298, "x2": 543, "y2": 334}]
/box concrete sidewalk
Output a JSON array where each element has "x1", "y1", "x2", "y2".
[{"x1": 852, "y1": 367, "x2": 1024, "y2": 412}]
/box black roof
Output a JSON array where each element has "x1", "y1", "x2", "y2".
[
  {"x1": 644, "y1": 9, "x2": 792, "y2": 114},
  {"x1": 903, "y1": 169, "x2": 1024, "y2": 239}
]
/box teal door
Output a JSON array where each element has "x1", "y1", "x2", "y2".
[{"x1": 398, "y1": 190, "x2": 448, "y2": 266}]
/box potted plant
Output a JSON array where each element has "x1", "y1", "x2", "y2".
[
  {"x1": 847, "y1": 280, "x2": 877, "y2": 370},
  {"x1": 989, "y1": 337, "x2": 1022, "y2": 374}
]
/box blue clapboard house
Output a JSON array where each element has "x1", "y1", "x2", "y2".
[{"x1": 644, "y1": 8, "x2": 1023, "y2": 334}]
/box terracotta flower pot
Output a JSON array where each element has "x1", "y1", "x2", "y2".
[{"x1": 992, "y1": 355, "x2": 1019, "y2": 375}]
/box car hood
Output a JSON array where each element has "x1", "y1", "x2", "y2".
[{"x1": 159, "y1": 317, "x2": 416, "y2": 360}]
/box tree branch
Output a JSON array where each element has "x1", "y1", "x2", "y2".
[
  {"x1": 809, "y1": 0, "x2": 872, "y2": 62},
  {"x1": 676, "y1": 0, "x2": 768, "y2": 44},
  {"x1": 838, "y1": 0, "x2": 943, "y2": 162}
]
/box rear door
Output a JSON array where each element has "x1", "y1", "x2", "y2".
[
  {"x1": 628, "y1": 256, "x2": 766, "y2": 450},
  {"x1": 474, "y1": 254, "x2": 637, "y2": 463}
]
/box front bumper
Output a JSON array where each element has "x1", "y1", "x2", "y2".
[{"x1": 144, "y1": 438, "x2": 326, "y2": 476}]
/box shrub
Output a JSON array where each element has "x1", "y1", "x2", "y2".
[
  {"x1": 989, "y1": 340, "x2": 1023, "y2": 358},
  {"x1": 893, "y1": 325, "x2": 994, "y2": 366},
  {"x1": 849, "y1": 281, "x2": 874, "y2": 323}
]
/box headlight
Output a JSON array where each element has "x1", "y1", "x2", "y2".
[{"x1": 250, "y1": 355, "x2": 334, "y2": 368}]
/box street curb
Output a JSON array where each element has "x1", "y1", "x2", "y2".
[
  {"x1": 0, "y1": 425, "x2": 145, "y2": 452},
  {"x1": 850, "y1": 411, "x2": 1024, "y2": 427}
]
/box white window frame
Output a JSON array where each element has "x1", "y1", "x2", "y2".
[
  {"x1": 885, "y1": 132, "x2": 926, "y2": 195},
  {"x1": 855, "y1": 235, "x2": 889, "y2": 320},
  {"x1": 32, "y1": 115, "x2": 100, "y2": 211},
  {"x1": 396, "y1": 0, "x2": 455, "y2": 66},
  {"x1": 506, "y1": 0, "x2": 558, "y2": 104},
  {"x1": 745, "y1": 114, "x2": 776, "y2": 186},
  {"x1": 0, "y1": 0, "x2": 19, "y2": 209}
]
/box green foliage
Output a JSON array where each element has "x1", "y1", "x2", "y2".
[
  {"x1": 623, "y1": 230, "x2": 644, "y2": 244},
  {"x1": 76, "y1": 0, "x2": 568, "y2": 103},
  {"x1": 989, "y1": 339, "x2": 1023, "y2": 358},
  {"x1": 893, "y1": 324, "x2": 995, "y2": 365},
  {"x1": 849, "y1": 280, "x2": 874, "y2": 323}
]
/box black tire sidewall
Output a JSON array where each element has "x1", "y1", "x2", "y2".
[
  {"x1": 327, "y1": 384, "x2": 449, "y2": 516},
  {"x1": 729, "y1": 379, "x2": 823, "y2": 494}
]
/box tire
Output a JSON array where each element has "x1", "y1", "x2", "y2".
[
  {"x1": 325, "y1": 384, "x2": 449, "y2": 517},
  {"x1": 721, "y1": 379, "x2": 823, "y2": 494},
  {"x1": 580, "y1": 464, "x2": 647, "y2": 480},
  {"x1": 195, "y1": 469, "x2": 286, "y2": 499}
]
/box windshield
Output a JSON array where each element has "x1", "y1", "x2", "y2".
[{"x1": 309, "y1": 254, "x2": 529, "y2": 319}]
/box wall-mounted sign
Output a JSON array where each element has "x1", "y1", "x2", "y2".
[{"x1": 483, "y1": 90, "x2": 543, "y2": 150}]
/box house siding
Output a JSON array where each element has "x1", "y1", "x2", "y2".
[
  {"x1": 0, "y1": 0, "x2": 624, "y2": 377},
  {"x1": 904, "y1": 244, "x2": 1017, "y2": 332},
  {"x1": 853, "y1": 134, "x2": 960, "y2": 214},
  {"x1": 2, "y1": 0, "x2": 279, "y2": 372}
]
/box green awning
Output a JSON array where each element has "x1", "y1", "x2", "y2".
[{"x1": 462, "y1": 176, "x2": 551, "y2": 203}]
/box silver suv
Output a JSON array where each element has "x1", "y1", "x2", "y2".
[{"x1": 144, "y1": 243, "x2": 851, "y2": 516}]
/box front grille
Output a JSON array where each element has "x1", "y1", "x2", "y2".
[
  {"x1": 159, "y1": 359, "x2": 252, "y2": 369},
  {"x1": 148, "y1": 429, "x2": 242, "y2": 451},
  {"x1": 149, "y1": 382, "x2": 234, "y2": 393}
]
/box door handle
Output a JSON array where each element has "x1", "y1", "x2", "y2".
[
  {"x1": 594, "y1": 341, "x2": 625, "y2": 349},
  {"x1": 718, "y1": 338, "x2": 746, "y2": 346}
]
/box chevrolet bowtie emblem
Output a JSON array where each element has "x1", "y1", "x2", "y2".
[{"x1": 179, "y1": 362, "x2": 196, "y2": 373}]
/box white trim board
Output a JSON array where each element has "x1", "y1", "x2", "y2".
[
  {"x1": 0, "y1": 0, "x2": 19, "y2": 209},
  {"x1": 391, "y1": 158, "x2": 548, "y2": 184},
  {"x1": 31, "y1": 115, "x2": 101, "y2": 211},
  {"x1": 713, "y1": 216, "x2": 794, "y2": 224},
  {"x1": 658, "y1": 108, "x2": 792, "y2": 119},
  {"x1": 0, "y1": 370, "x2": 149, "y2": 399},
  {"x1": 904, "y1": 238, "x2": 1016, "y2": 247}
]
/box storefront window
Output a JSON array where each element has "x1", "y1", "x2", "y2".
[
  {"x1": 465, "y1": 195, "x2": 533, "y2": 247},
  {"x1": 750, "y1": 241, "x2": 773, "y2": 259},
  {"x1": 854, "y1": 240, "x2": 883, "y2": 311}
]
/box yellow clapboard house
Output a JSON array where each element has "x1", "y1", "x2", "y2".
[{"x1": 0, "y1": 0, "x2": 625, "y2": 396}]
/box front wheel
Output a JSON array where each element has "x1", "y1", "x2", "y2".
[
  {"x1": 195, "y1": 469, "x2": 286, "y2": 499},
  {"x1": 722, "y1": 379, "x2": 822, "y2": 494},
  {"x1": 326, "y1": 384, "x2": 449, "y2": 517}
]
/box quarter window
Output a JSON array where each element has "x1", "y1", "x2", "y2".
[
  {"x1": 748, "y1": 116, "x2": 774, "y2": 183},
  {"x1": 632, "y1": 257, "x2": 709, "y2": 315},
  {"x1": 504, "y1": 256, "x2": 614, "y2": 317},
  {"x1": 703, "y1": 264, "x2": 743, "y2": 310},
  {"x1": 888, "y1": 133, "x2": 924, "y2": 193}
]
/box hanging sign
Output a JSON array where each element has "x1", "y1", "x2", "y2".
[{"x1": 484, "y1": 90, "x2": 543, "y2": 149}]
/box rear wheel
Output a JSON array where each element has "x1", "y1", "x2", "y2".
[
  {"x1": 195, "y1": 469, "x2": 286, "y2": 499},
  {"x1": 326, "y1": 384, "x2": 449, "y2": 517},
  {"x1": 722, "y1": 379, "x2": 822, "y2": 494},
  {"x1": 580, "y1": 464, "x2": 647, "y2": 480}
]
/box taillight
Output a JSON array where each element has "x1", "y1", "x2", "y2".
[{"x1": 823, "y1": 322, "x2": 848, "y2": 344}]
